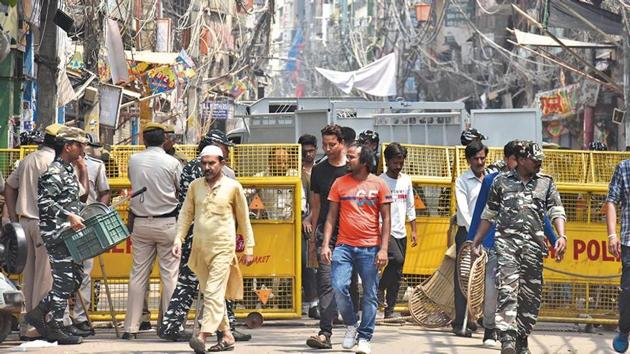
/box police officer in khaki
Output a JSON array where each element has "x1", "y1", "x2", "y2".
[
  {"x1": 5, "y1": 124, "x2": 62, "y2": 340},
  {"x1": 123, "y1": 122, "x2": 182, "y2": 339}
]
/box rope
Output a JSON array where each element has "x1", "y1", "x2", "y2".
[{"x1": 542, "y1": 265, "x2": 621, "y2": 279}]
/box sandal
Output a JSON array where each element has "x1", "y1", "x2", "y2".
[
  {"x1": 189, "y1": 336, "x2": 206, "y2": 354},
  {"x1": 209, "y1": 339, "x2": 235, "y2": 352}
]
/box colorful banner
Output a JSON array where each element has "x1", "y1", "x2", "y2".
[
  {"x1": 146, "y1": 65, "x2": 177, "y2": 94},
  {"x1": 536, "y1": 84, "x2": 579, "y2": 119}
]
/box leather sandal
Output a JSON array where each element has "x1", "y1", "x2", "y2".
[{"x1": 209, "y1": 340, "x2": 235, "y2": 352}]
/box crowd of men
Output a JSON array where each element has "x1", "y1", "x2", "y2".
[{"x1": 6, "y1": 120, "x2": 630, "y2": 354}]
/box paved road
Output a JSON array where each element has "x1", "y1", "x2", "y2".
[{"x1": 0, "y1": 320, "x2": 615, "y2": 353}]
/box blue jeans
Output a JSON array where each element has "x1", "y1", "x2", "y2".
[{"x1": 331, "y1": 244, "x2": 379, "y2": 341}]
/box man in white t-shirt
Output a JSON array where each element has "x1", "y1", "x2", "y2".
[{"x1": 378, "y1": 143, "x2": 417, "y2": 318}]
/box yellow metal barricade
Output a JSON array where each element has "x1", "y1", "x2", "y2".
[
  {"x1": 0, "y1": 149, "x2": 21, "y2": 178},
  {"x1": 13, "y1": 142, "x2": 629, "y2": 324},
  {"x1": 86, "y1": 144, "x2": 303, "y2": 320}
]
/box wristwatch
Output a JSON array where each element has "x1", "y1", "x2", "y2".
[{"x1": 559, "y1": 235, "x2": 568, "y2": 240}]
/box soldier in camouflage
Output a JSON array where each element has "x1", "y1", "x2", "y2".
[
  {"x1": 472, "y1": 141, "x2": 567, "y2": 354},
  {"x1": 24, "y1": 126, "x2": 90, "y2": 345},
  {"x1": 159, "y1": 130, "x2": 250, "y2": 342}
]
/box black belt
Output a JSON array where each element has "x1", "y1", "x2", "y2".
[{"x1": 133, "y1": 209, "x2": 178, "y2": 218}]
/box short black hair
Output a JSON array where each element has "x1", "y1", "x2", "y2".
[
  {"x1": 384, "y1": 142, "x2": 407, "y2": 161},
  {"x1": 503, "y1": 140, "x2": 521, "y2": 158},
  {"x1": 298, "y1": 134, "x2": 317, "y2": 147},
  {"x1": 321, "y1": 124, "x2": 344, "y2": 143},
  {"x1": 465, "y1": 141, "x2": 488, "y2": 160},
  {"x1": 349, "y1": 142, "x2": 376, "y2": 172},
  {"x1": 341, "y1": 127, "x2": 356, "y2": 144},
  {"x1": 43, "y1": 134, "x2": 57, "y2": 149},
  {"x1": 143, "y1": 129, "x2": 165, "y2": 147}
]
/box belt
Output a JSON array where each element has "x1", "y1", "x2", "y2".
[{"x1": 133, "y1": 209, "x2": 178, "y2": 219}]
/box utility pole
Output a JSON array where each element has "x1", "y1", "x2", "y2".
[{"x1": 36, "y1": 0, "x2": 60, "y2": 126}]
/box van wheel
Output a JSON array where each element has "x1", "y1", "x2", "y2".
[{"x1": 0, "y1": 313, "x2": 13, "y2": 343}]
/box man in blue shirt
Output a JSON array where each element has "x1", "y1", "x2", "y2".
[
  {"x1": 606, "y1": 159, "x2": 630, "y2": 353},
  {"x1": 467, "y1": 140, "x2": 559, "y2": 349}
]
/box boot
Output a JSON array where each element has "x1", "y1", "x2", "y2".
[
  {"x1": 517, "y1": 335, "x2": 531, "y2": 354},
  {"x1": 45, "y1": 321, "x2": 83, "y2": 345},
  {"x1": 24, "y1": 306, "x2": 48, "y2": 338}
]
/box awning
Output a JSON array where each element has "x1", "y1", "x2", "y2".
[
  {"x1": 513, "y1": 29, "x2": 616, "y2": 48},
  {"x1": 548, "y1": 0, "x2": 622, "y2": 36},
  {"x1": 125, "y1": 50, "x2": 179, "y2": 64}
]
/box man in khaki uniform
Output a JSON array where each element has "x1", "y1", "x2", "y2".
[
  {"x1": 5, "y1": 124, "x2": 62, "y2": 340},
  {"x1": 123, "y1": 122, "x2": 182, "y2": 339}
]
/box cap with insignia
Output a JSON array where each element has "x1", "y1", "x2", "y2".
[
  {"x1": 45, "y1": 123, "x2": 64, "y2": 137},
  {"x1": 57, "y1": 126, "x2": 89, "y2": 144},
  {"x1": 143, "y1": 122, "x2": 166, "y2": 133},
  {"x1": 515, "y1": 141, "x2": 544, "y2": 162}
]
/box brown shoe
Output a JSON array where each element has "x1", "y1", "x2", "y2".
[{"x1": 306, "y1": 334, "x2": 332, "y2": 349}]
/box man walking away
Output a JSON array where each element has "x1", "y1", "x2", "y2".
[
  {"x1": 123, "y1": 122, "x2": 182, "y2": 339},
  {"x1": 321, "y1": 142, "x2": 392, "y2": 354}
]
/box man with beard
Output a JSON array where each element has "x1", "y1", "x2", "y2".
[{"x1": 174, "y1": 145, "x2": 255, "y2": 353}]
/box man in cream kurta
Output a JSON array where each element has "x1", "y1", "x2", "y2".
[{"x1": 174, "y1": 145, "x2": 255, "y2": 352}]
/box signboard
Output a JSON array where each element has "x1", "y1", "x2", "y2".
[
  {"x1": 98, "y1": 84, "x2": 123, "y2": 128},
  {"x1": 535, "y1": 84, "x2": 579, "y2": 119}
]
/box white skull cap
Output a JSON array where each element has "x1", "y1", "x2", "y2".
[{"x1": 199, "y1": 145, "x2": 223, "y2": 158}]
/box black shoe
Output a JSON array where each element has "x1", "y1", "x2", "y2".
[
  {"x1": 483, "y1": 328, "x2": 498, "y2": 347},
  {"x1": 19, "y1": 335, "x2": 43, "y2": 341},
  {"x1": 306, "y1": 334, "x2": 332, "y2": 349},
  {"x1": 308, "y1": 306, "x2": 320, "y2": 319},
  {"x1": 46, "y1": 321, "x2": 83, "y2": 345},
  {"x1": 139, "y1": 321, "x2": 152, "y2": 331},
  {"x1": 159, "y1": 330, "x2": 192, "y2": 342},
  {"x1": 233, "y1": 328, "x2": 252, "y2": 342},
  {"x1": 24, "y1": 306, "x2": 48, "y2": 338},
  {"x1": 121, "y1": 332, "x2": 137, "y2": 340},
  {"x1": 467, "y1": 321, "x2": 478, "y2": 332},
  {"x1": 64, "y1": 324, "x2": 93, "y2": 338},
  {"x1": 517, "y1": 336, "x2": 530, "y2": 354},
  {"x1": 74, "y1": 321, "x2": 95, "y2": 335},
  {"x1": 452, "y1": 327, "x2": 472, "y2": 337},
  {"x1": 501, "y1": 340, "x2": 517, "y2": 354}
]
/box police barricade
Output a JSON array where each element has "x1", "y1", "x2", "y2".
[
  {"x1": 86, "y1": 144, "x2": 303, "y2": 321},
  {"x1": 8, "y1": 143, "x2": 630, "y2": 325}
]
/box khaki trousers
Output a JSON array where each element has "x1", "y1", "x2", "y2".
[
  {"x1": 123, "y1": 217, "x2": 179, "y2": 332},
  {"x1": 20, "y1": 217, "x2": 52, "y2": 312},
  {"x1": 197, "y1": 249, "x2": 232, "y2": 333}
]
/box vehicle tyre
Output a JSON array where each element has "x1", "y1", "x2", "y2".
[{"x1": 0, "y1": 312, "x2": 14, "y2": 342}]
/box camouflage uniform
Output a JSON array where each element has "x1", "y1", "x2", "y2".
[
  {"x1": 36, "y1": 157, "x2": 85, "y2": 324},
  {"x1": 160, "y1": 159, "x2": 238, "y2": 337},
  {"x1": 481, "y1": 147, "x2": 565, "y2": 344}
]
